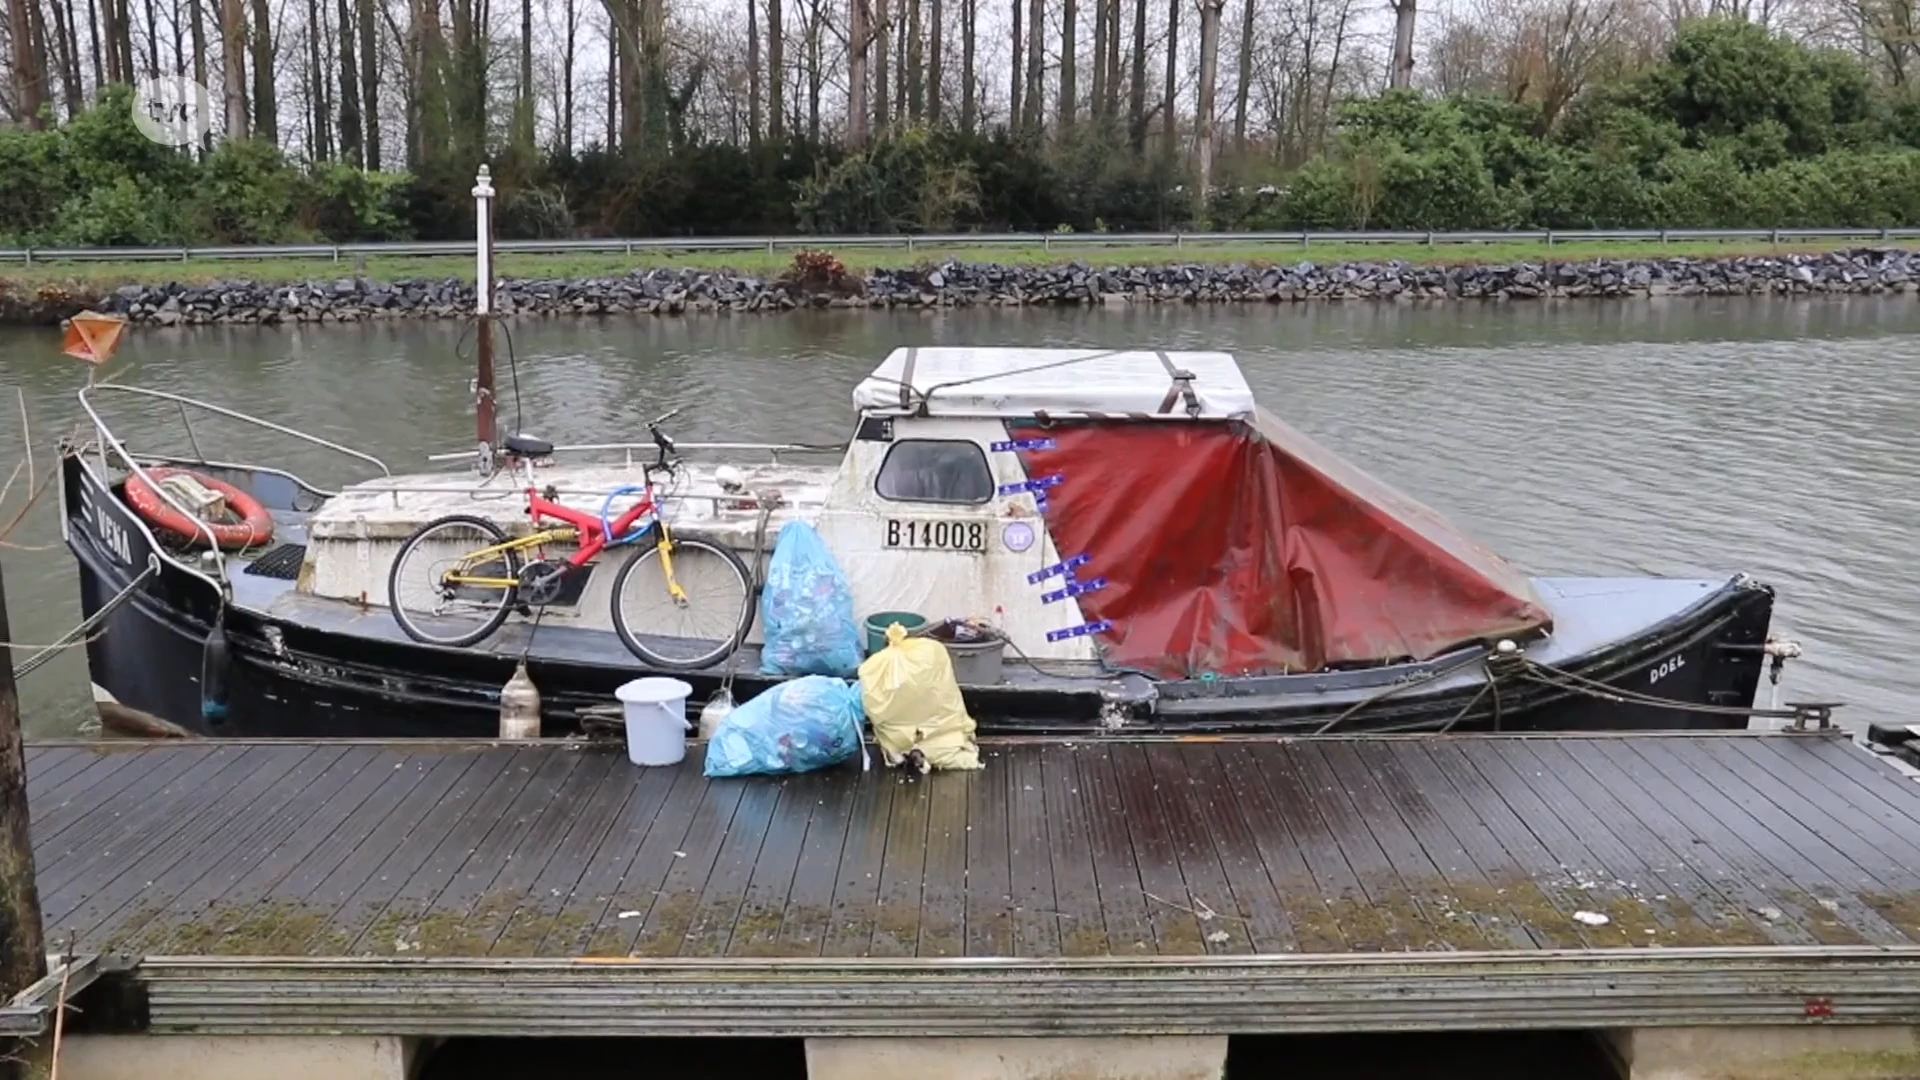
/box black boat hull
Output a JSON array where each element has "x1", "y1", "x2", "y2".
[{"x1": 66, "y1": 452, "x2": 1776, "y2": 739}]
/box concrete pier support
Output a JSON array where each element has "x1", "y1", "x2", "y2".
[
  {"x1": 1610, "y1": 1025, "x2": 1920, "y2": 1080},
  {"x1": 60, "y1": 1034, "x2": 424, "y2": 1080},
  {"x1": 805, "y1": 1035, "x2": 1228, "y2": 1080}
]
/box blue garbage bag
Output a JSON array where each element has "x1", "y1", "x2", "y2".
[
  {"x1": 703, "y1": 676, "x2": 865, "y2": 777},
  {"x1": 759, "y1": 521, "x2": 863, "y2": 677}
]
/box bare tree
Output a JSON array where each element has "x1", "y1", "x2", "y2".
[
  {"x1": 338, "y1": 0, "x2": 361, "y2": 163},
  {"x1": 1128, "y1": 0, "x2": 1146, "y2": 146},
  {"x1": 767, "y1": 0, "x2": 783, "y2": 137},
  {"x1": 11, "y1": 0, "x2": 50, "y2": 123},
  {"x1": 906, "y1": 0, "x2": 920, "y2": 118},
  {"x1": 926, "y1": 0, "x2": 939, "y2": 122},
  {"x1": 1059, "y1": 0, "x2": 1076, "y2": 131},
  {"x1": 1161, "y1": 0, "x2": 1178, "y2": 156},
  {"x1": 848, "y1": 0, "x2": 870, "y2": 143},
  {"x1": 251, "y1": 0, "x2": 276, "y2": 138},
  {"x1": 1390, "y1": 0, "x2": 1415, "y2": 88},
  {"x1": 220, "y1": 0, "x2": 248, "y2": 136},
  {"x1": 960, "y1": 0, "x2": 974, "y2": 128},
  {"x1": 358, "y1": 0, "x2": 377, "y2": 162},
  {"x1": 1196, "y1": 0, "x2": 1221, "y2": 217},
  {"x1": 1009, "y1": 0, "x2": 1021, "y2": 122},
  {"x1": 1023, "y1": 0, "x2": 1041, "y2": 130},
  {"x1": 872, "y1": 0, "x2": 888, "y2": 132},
  {"x1": 747, "y1": 0, "x2": 760, "y2": 141}
]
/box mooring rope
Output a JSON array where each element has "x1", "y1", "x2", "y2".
[{"x1": 7, "y1": 556, "x2": 159, "y2": 681}]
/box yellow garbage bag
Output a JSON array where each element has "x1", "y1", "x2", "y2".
[{"x1": 857, "y1": 622, "x2": 983, "y2": 771}]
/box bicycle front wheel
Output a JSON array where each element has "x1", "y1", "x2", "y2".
[
  {"x1": 609, "y1": 537, "x2": 755, "y2": 670},
  {"x1": 387, "y1": 514, "x2": 522, "y2": 648}
]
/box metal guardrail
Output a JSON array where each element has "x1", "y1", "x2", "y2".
[{"x1": 3, "y1": 227, "x2": 1918, "y2": 265}]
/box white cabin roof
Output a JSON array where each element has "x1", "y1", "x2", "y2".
[{"x1": 852, "y1": 348, "x2": 1256, "y2": 419}]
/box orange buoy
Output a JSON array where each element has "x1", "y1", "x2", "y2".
[{"x1": 123, "y1": 467, "x2": 274, "y2": 550}]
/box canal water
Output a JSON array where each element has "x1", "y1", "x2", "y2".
[{"x1": 1, "y1": 296, "x2": 1916, "y2": 737}]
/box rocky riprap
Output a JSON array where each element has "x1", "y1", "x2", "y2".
[{"x1": 12, "y1": 246, "x2": 1917, "y2": 325}]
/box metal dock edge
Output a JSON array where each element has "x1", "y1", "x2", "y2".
[{"x1": 130, "y1": 948, "x2": 1920, "y2": 1036}]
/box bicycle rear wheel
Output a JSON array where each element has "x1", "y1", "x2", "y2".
[
  {"x1": 609, "y1": 537, "x2": 755, "y2": 670},
  {"x1": 387, "y1": 514, "x2": 522, "y2": 648}
]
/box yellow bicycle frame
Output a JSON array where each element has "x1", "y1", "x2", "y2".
[{"x1": 441, "y1": 522, "x2": 690, "y2": 605}]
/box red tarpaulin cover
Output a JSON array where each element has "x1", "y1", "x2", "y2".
[{"x1": 1011, "y1": 412, "x2": 1551, "y2": 678}]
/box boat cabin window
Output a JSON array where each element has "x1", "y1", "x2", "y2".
[{"x1": 875, "y1": 440, "x2": 994, "y2": 505}]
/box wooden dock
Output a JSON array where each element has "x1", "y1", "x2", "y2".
[{"x1": 18, "y1": 731, "x2": 1920, "y2": 1056}]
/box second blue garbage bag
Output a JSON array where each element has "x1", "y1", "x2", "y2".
[
  {"x1": 758, "y1": 520, "x2": 864, "y2": 677},
  {"x1": 703, "y1": 676, "x2": 865, "y2": 777}
]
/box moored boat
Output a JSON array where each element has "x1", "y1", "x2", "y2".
[{"x1": 59, "y1": 345, "x2": 1795, "y2": 739}]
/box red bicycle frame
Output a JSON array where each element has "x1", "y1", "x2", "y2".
[{"x1": 523, "y1": 483, "x2": 658, "y2": 568}]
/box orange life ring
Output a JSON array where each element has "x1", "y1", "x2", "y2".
[{"x1": 123, "y1": 467, "x2": 275, "y2": 550}]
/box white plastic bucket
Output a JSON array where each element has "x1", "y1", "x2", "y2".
[{"x1": 614, "y1": 677, "x2": 693, "y2": 766}]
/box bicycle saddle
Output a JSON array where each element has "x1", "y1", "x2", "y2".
[{"x1": 503, "y1": 433, "x2": 554, "y2": 458}]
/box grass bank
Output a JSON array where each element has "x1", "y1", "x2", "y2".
[{"x1": 1, "y1": 237, "x2": 1913, "y2": 290}]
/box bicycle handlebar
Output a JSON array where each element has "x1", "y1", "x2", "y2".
[{"x1": 645, "y1": 407, "x2": 681, "y2": 466}]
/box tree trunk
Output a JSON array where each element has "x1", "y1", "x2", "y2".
[
  {"x1": 804, "y1": 0, "x2": 822, "y2": 138},
  {"x1": 0, "y1": 566, "x2": 49, "y2": 1035},
  {"x1": 1232, "y1": 0, "x2": 1250, "y2": 146},
  {"x1": 872, "y1": 0, "x2": 888, "y2": 135},
  {"x1": 1022, "y1": 0, "x2": 1040, "y2": 132},
  {"x1": 1389, "y1": 0, "x2": 1413, "y2": 89},
  {"x1": 307, "y1": 0, "x2": 330, "y2": 158},
  {"x1": 745, "y1": 0, "x2": 761, "y2": 144},
  {"x1": 1008, "y1": 0, "x2": 1019, "y2": 128},
  {"x1": 925, "y1": 0, "x2": 938, "y2": 122},
  {"x1": 1127, "y1": 0, "x2": 1144, "y2": 149},
  {"x1": 357, "y1": 0, "x2": 377, "y2": 164},
  {"x1": 639, "y1": 0, "x2": 668, "y2": 146},
  {"x1": 85, "y1": 0, "x2": 101, "y2": 87},
  {"x1": 905, "y1": 0, "x2": 920, "y2": 120},
  {"x1": 189, "y1": 0, "x2": 209, "y2": 138},
  {"x1": 9, "y1": 0, "x2": 49, "y2": 123},
  {"x1": 959, "y1": 0, "x2": 972, "y2": 131},
  {"x1": 250, "y1": 0, "x2": 275, "y2": 139},
  {"x1": 1058, "y1": 0, "x2": 1074, "y2": 132},
  {"x1": 1102, "y1": 0, "x2": 1116, "y2": 119},
  {"x1": 220, "y1": 0, "x2": 247, "y2": 136},
  {"x1": 893, "y1": 0, "x2": 905, "y2": 123},
  {"x1": 559, "y1": 0, "x2": 576, "y2": 154},
  {"x1": 48, "y1": 0, "x2": 83, "y2": 117},
  {"x1": 1089, "y1": 0, "x2": 1105, "y2": 126},
  {"x1": 1160, "y1": 0, "x2": 1176, "y2": 159},
  {"x1": 847, "y1": 0, "x2": 868, "y2": 145},
  {"x1": 1194, "y1": 0, "x2": 1220, "y2": 224},
  {"x1": 605, "y1": 20, "x2": 616, "y2": 148},
  {"x1": 767, "y1": 0, "x2": 783, "y2": 138},
  {"x1": 338, "y1": 0, "x2": 361, "y2": 164},
  {"x1": 412, "y1": 0, "x2": 448, "y2": 165},
  {"x1": 515, "y1": 0, "x2": 534, "y2": 153},
  {"x1": 172, "y1": 0, "x2": 185, "y2": 74},
  {"x1": 115, "y1": 0, "x2": 134, "y2": 81},
  {"x1": 144, "y1": 0, "x2": 159, "y2": 74}
]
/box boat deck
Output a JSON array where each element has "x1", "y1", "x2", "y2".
[{"x1": 30, "y1": 731, "x2": 1920, "y2": 960}]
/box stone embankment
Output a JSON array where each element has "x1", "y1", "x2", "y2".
[{"x1": 3, "y1": 247, "x2": 1914, "y2": 324}]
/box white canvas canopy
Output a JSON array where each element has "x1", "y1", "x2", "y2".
[{"x1": 852, "y1": 347, "x2": 1257, "y2": 419}]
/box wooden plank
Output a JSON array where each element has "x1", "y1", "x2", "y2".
[
  {"x1": 1073, "y1": 745, "x2": 1156, "y2": 956},
  {"x1": 1342, "y1": 741, "x2": 1534, "y2": 950},
  {"x1": 1449, "y1": 740, "x2": 1648, "y2": 949},
  {"x1": 772, "y1": 759, "x2": 860, "y2": 957},
  {"x1": 627, "y1": 769, "x2": 750, "y2": 957},
  {"x1": 1212, "y1": 744, "x2": 1345, "y2": 954},
  {"x1": 121, "y1": 746, "x2": 405, "y2": 954},
  {"x1": 1537, "y1": 738, "x2": 1811, "y2": 947},
  {"x1": 1108, "y1": 743, "x2": 1202, "y2": 955},
  {"x1": 869, "y1": 771, "x2": 933, "y2": 957},
  {"x1": 917, "y1": 770, "x2": 970, "y2": 958},
  {"x1": 1508, "y1": 739, "x2": 1783, "y2": 946},
  {"x1": 1005, "y1": 745, "x2": 1061, "y2": 957},
  {"x1": 490, "y1": 750, "x2": 640, "y2": 956},
  {"x1": 28, "y1": 749, "x2": 178, "y2": 849},
  {"x1": 820, "y1": 769, "x2": 897, "y2": 958},
  {"x1": 1039, "y1": 743, "x2": 1107, "y2": 957},
  {"x1": 1732, "y1": 739, "x2": 1920, "y2": 865},
  {"x1": 1590, "y1": 739, "x2": 1891, "y2": 946},
  {"x1": 1250, "y1": 743, "x2": 1411, "y2": 952},
  {"x1": 48, "y1": 745, "x2": 332, "y2": 944},
  {"x1": 282, "y1": 750, "x2": 488, "y2": 950},
  {"x1": 458, "y1": 750, "x2": 623, "y2": 955},
  {"x1": 24, "y1": 747, "x2": 93, "y2": 800},
  {"x1": 1141, "y1": 745, "x2": 1257, "y2": 955},
  {"x1": 728, "y1": 772, "x2": 822, "y2": 957},
  {"x1": 342, "y1": 746, "x2": 541, "y2": 952},
  {"x1": 1695, "y1": 738, "x2": 1920, "y2": 940},
  {"x1": 1420, "y1": 742, "x2": 1624, "y2": 950},
  {"x1": 1781, "y1": 738, "x2": 1920, "y2": 834},
  {"x1": 963, "y1": 752, "x2": 1015, "y2": 958},
  {"x1": 34, "y1": 744, "x2": 254, "y2": 888},
  {"x1": 679, "y1": 773, "x2": 785, "y2": 957},
  {"x1": 551, "y1": 759, "x2": 696, "y2": 958},
  {"x1": 1378, "y1": 741, "x2": 1582, "y2": 949}
]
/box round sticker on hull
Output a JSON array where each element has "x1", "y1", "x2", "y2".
[{"x1": 1003, "y1": 521, "x2": 1036, "y2": 553}]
